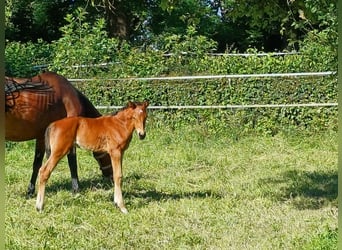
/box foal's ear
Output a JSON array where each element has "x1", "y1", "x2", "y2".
[
  {"x1": 127, "y1": 101, "x2": 136, "y2": 108},
  {"x1": 143, "y1": 100, "x2": 149, "y2": 107}
]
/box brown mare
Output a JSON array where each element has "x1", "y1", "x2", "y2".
[
  {"x1": 5, "y1": 71, "x2": 113, "y2": 197},
  {"x1": 36, "y1": 101, "x2": 149, "y2": 213}
]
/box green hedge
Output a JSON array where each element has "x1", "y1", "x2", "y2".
[
  {"x1": 71, "y1": 73, "x2": 337, "y2": 135},
  {"x1": 5, "y1": 8, "x2": 337, "y2": 134}
]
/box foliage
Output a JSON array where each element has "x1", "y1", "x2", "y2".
[
  {"x1": 300, "y1": 29, "x2": 337, "y2": 71},
  {"x1": 5, "y1": 39, "x2": 53, "y2": 76},
  {"x1": 88, "y1": 0, "x2": 147, "y2": 40},
  {"x1": 50, "y1": 7, "x2": 122, "y2": 78},
  {"x1": 70, "y1": 34, "x2": 337, "y2": 134},
  {"x1": 5, "y1": 0, "x2": 13, "y2": 29},
  {"x1": 158, "y1": 0, "x2": 337, "y2": 51},
  {"x1": 147, "y1": 26, "x2": 218, "y2": 75},
  {"x1": 300, "y1": 226, "x2": 337, "y2": 250},
  {"x1": 5, "y1": 0, "x2": 337, "y2": 52},
  {"x1": 4, "y1": 5, "x2": 337, "y2": 134},
  {"x1": 5, "y1": 0, "x2": 78, "y2": 42}
]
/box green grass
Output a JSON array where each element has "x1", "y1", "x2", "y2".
[{"x1": 5, "y1": 124, "x2": 337, "y2": 249}]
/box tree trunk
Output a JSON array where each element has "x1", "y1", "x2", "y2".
[{"x1": 105, "y1": 4, "x2": 129, "y2": 40}]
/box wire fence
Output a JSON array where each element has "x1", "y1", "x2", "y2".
[{"x1": 68, "y1": 71, "x2": 338, "y2": 110}]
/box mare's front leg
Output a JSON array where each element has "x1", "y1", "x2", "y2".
[
  {"x1": 27, "y1": 138, "x2": 45, "y2": 198},
  {"x1": 67, "y1": 145, "x2": 79, "y2": 193},
  {"x1": 109, "y1": 150, "x2": 128, "y2": 214}
]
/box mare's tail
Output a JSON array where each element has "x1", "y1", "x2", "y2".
[{"x1": 45, "y1": 125, "x2": 52, "y2": 158}]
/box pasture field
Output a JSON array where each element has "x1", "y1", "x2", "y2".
[{"x1": 5, "y1": 121, "x2": 337, "y2": 249}]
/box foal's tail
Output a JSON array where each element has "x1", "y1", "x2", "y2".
[{"x1": 45, "y1": 125, "x2": 52, "y2": 158}]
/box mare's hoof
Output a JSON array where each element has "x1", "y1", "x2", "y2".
[
  {"x1": 26, "y1": 188, "x2": 35, "y2": 199},
  {"x1": 71, "y1": 179, "x2": 79, "y2": 194},
  {"x1": 72, "y1": 188, "x2": 80, "y2": 195},
  {"x1": 26, "y1": 192, "x2": 34, "y2": 199}
]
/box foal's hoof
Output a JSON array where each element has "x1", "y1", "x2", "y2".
[
  {"x1": 115, "y1": 203, "x2": 128, "y2": 214},
  {"x1": 35, "y1": 204, "x2": 43, "y2": 213},
  {"x1": 35, "y1": 195, "x2": 44, "y2": 212},
  {"x1": 120, "y1": 207, "x2": 128, "y2": 214}
]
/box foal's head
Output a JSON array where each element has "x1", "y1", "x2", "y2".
[{"x1": 127, "y1": 101, "x2": 149, "y2": 139}]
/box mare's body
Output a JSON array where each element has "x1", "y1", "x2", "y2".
[{"x1": 5, "y1": 71, "x2": 113, "y2": 196}]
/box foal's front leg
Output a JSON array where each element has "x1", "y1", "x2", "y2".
[{"x1": 110, "y1": 150, "x2": 128, "y2": 214}]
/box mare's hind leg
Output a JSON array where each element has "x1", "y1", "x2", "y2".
[
  {"x1": 27, "y1": 138, "x2": 45, "y2": 198},
  {"x1": 93, "y1": 152, "x2": 113, "y2": 180},
  {"x1": 67, "y1": 145, "x2": 79, "y2": 193}
]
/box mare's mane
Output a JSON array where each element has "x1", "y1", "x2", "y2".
[
  {"x1": 5, "y1": 77, "x2": 53, "y2": 112},
  {"x1": 5, "y1": 77, "x2": 52, "y2": 94}
]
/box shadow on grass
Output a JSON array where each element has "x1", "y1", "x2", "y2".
[
  {"x1": 125, "y1": 173, "x2": 223, "y2": 202},
  {"x1": 260, "y1": 169, "x2": 337, "y2": 210},
  {"x1": 40, "y1": 175, "x2": 113, "y2": 195},
  {"x1": 126, "y1": 188, "x2": 220, "y2": 202},
  {"x1": 36, "y1": 172, "x2": 222, "y2": 206}
]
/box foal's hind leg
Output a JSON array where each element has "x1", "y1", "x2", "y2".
[
  {"x1": 36, "y1": 150, "x2": 68, "y2": 212},
  {"x1": 36, "y1": 157, "x2": 57, "y2": 212},
  {"x1": 27, "y1": 138, "x2": 45, "y2": 198},
  {"x1": 67, "y1": 145, "x2": 79, "y2": 193},
  {"x1": 36, "y1": 133, "x2": 73, "y2": 212}
]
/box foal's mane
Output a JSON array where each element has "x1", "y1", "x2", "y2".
[{"x1": 109, "y1": 102, "x2": 145, "y2": 116}]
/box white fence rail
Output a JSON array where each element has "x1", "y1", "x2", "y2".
[
  {"x1": 69, "y1": 71, "x2": 336, "y2": 82},
  {"x1": 96, "y1": 103, "x2": 338, "y2": 110}
]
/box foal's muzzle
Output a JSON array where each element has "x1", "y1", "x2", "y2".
[{"x1": 138, "y1": 131, "x2": 146, "y2": 140}]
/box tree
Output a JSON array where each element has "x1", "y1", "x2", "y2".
[
  {"x1": 5, "y1": 0, "x2": 79, "y2": 42},
  {"x1": 5, "y1": 0, "x2": 337, "y2": 53},
  {"x1": 157, "y1": 0, "x2": 337, "y2": 51},
  {"x1": 88, "y1": 0, "x2": 148, "y2": 40}
]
